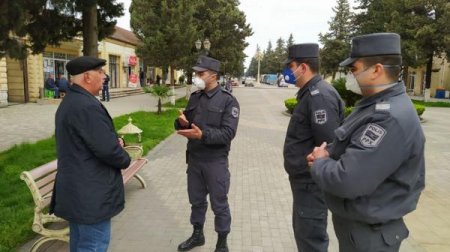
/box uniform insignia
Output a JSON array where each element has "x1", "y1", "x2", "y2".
[
  {"x1": 231, "y1": 107, "x2": 239, "y2": 118},
  {"x1": 310, "y1": 89, "x2": 320, "y2": 96},
  {"x1": 360, "y1": 123, "x2": 386, "y2": 148},
  {"x1": 376, "y1": 103, "x2": 390, "y2": 111},
  {"x1": 314, "y1": 110, "x2": 327, "y2": 124}
]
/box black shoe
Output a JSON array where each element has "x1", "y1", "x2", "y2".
[
  {"x1": 177, "y1": 225, "x2": 205, "y2": 251},
  {"x1": 214, "y1": 233, "x2": 229, "y2": 252}
]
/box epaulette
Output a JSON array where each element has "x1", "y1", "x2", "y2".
[{"x1": 221, "y1": 88, "x2": 234, "y2": 96}]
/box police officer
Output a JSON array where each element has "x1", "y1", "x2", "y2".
[
  {"x1": 308, "y1": 33, "x2": 425, "y2": 252},
  {"x1": 283, "y1": 43, "x2": 344, "y2": 252},
  {"x1": 175, "y1": 56, "x2": 240, "y2": 252}
]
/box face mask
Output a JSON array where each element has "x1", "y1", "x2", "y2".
[
  {"x1": 345, "y1": 74, "x2": 362, "y2": 95},
  {"x1": 193, "y1": 77, "x2": 206, "y2": 90},
  {"x1": 283, "y1": 65, "x2": 304, "y2": 85}
]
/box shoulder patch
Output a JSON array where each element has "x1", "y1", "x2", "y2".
[
  {"x1": 376, "y1": 103, "x2": 391, "y2": 111},
  {"x1": 314, "y1": 109, "x2": 327, "y2": 124},
  {"x1": 310, "y1": 89, "x2": 320, "y2": 96},
  {"x1": 231, "y1": 107, "x2": 239, "y2": 118},
  {"x1": 360, "y1": 123, "x2": 386, "y2": 148}
]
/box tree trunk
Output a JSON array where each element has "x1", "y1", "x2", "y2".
[
  {"x1": 332, "y1": 71, "x2": 336, "y2": 81},
  {"x1": 186, "y1": 72, "x2": 193, "y2": 84},
  {"x1": 170, "y1": 66, "x2": 175, "y2": 86},
  {"x1": 425, "y1": 54, "x2": 433, "y2": 89},
  {"x1": 157, "y1": 97, "x2": 161, "y2": 114},
  {"x1": 82, "y1": 4, "x2": 98, "y2": 56}
]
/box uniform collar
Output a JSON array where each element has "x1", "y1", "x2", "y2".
[
  {"x1": 297, "y1": 75, "x2": 322, "y2": 98},
  {"x1": 356, "y1": 81, "x2": 406, "y2": 108},
  {"x1": 202, "y1": 84, "x2": 221, "y2": 98}
]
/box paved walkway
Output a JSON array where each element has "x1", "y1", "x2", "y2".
[{"x1": 14, "y1": 87, "x2": 450, "y2": 251}]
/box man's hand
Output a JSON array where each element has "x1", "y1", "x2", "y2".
[
  {"x1": 307, "y1": 142, "x2": 329, "y2": 167},
  {"x1": 177, "y1": 123, "x2": 203, "y2": 139},
  {"x1": 178, "y1": 110, "x2": 189, "y2": 127},
  {"x1": 118, "y1": 137, "x2": 125, "y2": 147}
]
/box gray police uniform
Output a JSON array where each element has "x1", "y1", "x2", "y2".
[
  {"x1": 175, "y1": 58, "x2": 239, "y2": 234},
  {"x1": 311, "y1": 33, "x2": 426, "y2": 252},
  {"x1": 284, "y1": 44, "x2": 344, "y2": 252}
]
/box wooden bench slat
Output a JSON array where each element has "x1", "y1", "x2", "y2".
[
  {"x1": 35, "y1": 171, "x2": 57, "y2": 189},
  {"x1": 39, "y1": 181, "x2": 55, "y2": 200},
  {"x1": 122, "y1": 158, "x2": 148, "y2": 184},
  {"x1": 29, "y1": 160, "x2": 58, "y2": 179}
]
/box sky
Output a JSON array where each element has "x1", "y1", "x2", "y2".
[{"x1": 116, "y1": 0, "x2": 357, "y2": 70}]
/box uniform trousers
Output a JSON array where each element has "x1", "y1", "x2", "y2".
[
  {"x1": 187, "y1": 157, "x2": 231, "y2": 233},
  {"x1": 332, "y1": 215, "x2": 409, "y2": 252},
  {"x1": 290, "y1": 180, "x2": 329, "y2": 252}
]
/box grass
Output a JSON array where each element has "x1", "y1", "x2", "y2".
[
  {"x1": 411, "y1": 99, "x2": 450, "y2": 108},
  {"x1": 162, "y1": 97, "x2": 188, "y2": 109},
  {"x1": 0, "y1": 109, "x2": 179, "y2": 252}
]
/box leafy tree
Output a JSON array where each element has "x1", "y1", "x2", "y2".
[
  {"x1": 319, "y1": 0, "x2": 352, "y2": 80},
  {"x1": 286, "y1": 33, "x2": 295, "y2": 51},
  {"x1": 144, "y1": 85, "x2": 172, "y2": 114},
  {"x1": 130, "y1": 0, "x2": 198, "y2": 85},
  {"x1": 0, "y1": 0, "x2": 123, "y2": 59}
]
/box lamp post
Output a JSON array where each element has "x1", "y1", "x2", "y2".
[
  {"x1": 255, "y1": 47, "x2": 263, "y2": 86},
  {"x1": 195, "y1": 38, "x2": 211, "y2": 56}
]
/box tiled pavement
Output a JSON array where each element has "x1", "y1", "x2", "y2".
[{"x1": 15, "y1": 86, "x2": 450, "y2": 251}]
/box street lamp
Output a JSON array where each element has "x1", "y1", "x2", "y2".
[
  {"x1": 195, "y1": 38, "x2": 211, "y2": 56},
  {"x1": 255, "y1": 46, "x2": 263, "y2": 86}
]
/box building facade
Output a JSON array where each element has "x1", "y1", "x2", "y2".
[
  {"x1": 0, "y1": 26, "x2": 143, "y2": 105},
  {"x1": 406, "y1": 56, "x2": 450, "y2": 98}
]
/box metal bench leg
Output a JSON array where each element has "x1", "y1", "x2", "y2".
[
  {"x1": 30, "y1": 235, "x2": 69, "y2": 252},
  {"x1": 133, "y1": 174, "x2": 147, "y2": 188}
]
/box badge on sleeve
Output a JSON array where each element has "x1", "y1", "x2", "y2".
[
  {"x1": 314, "y1": 110, "x2": 327, "y2": 124},
  {"x1": 232, "y1": 107, "x2": 239, "y2": 118},
  {"x1": 360, "y1": 123, "x2": 386, "y2": 148}
]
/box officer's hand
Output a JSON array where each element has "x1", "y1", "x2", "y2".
[
  {"x1": 307, "y1": 153, "x2": 315, "y2": 167},
  {"x1": 177, "y1": 123, "x2": 203, "y2": 139},
  {"x1": 178, "y1": 110, "x2": 189, "y2": 127},
  {"x1": 310, "y1": 142, "x2": 329, "y2": 166}
]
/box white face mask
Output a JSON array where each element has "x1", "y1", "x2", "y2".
[
  {"x1": 193, "y1": 77, "x2": 206, "y2": 90},
  {"x1": 345, "y1": 74, "x2": 362, "y2": 95}
]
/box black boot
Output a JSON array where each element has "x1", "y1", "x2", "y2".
[
  {"x1": 214, "y1": 233, "x2": 229, "y2": 252},
  {"x1": 177, "y1": 225, "x2": 205, "y2": 251}
]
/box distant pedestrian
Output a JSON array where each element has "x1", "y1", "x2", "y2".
[
  {"x1": 50, "y1": 56, "x2": 131, "y2": 252},
  {"x1": 156, "y1": 74, "x2": 161, "y2": 85},
  {"x1": 102, "y1": 74, "x2": 110, "y2": 102},
  {"x1": 56, "y1": 74, "x2": 69, "y2": 93},
  {"x1": 175, "y1": 55, "x2": 240, "y2": 252},
  {"x1": 45, "y1": 74, "x2": 59, "y2": 98},
  {"x1": 139, "y1": 68, "x2": 145, "y2": 87}
]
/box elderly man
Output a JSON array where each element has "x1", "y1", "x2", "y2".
[{"x1": 50, "y1": 56, "x2": 131, "y2": 252}]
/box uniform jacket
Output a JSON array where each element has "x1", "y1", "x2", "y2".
[
  {"x1": 175, "y1": 85, "x2": 240, "y2": 160},
  {"x1": 50, "y1": 84, "x2": 131, "y2": 224},
  {"x1": 311, "y1": 83, "x2": 425, "y2": 224},
  {"x1": 284, "y1": 75, "x2": 344, "y2": 181}
]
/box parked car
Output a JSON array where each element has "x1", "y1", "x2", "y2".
[{"x1": 263, "y1": 74, "x2": 277, "y2": 85}]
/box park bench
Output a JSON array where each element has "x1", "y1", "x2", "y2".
[{"x1": 20, "y1": 146, "x2": 148, "y2": 252}]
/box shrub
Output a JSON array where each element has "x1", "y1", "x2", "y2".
[
  {"x1": 414, "y1": 104, "x2": 425, "y2": 117},
  {"x1": 332, "y1": 78, "x2": 362, "y2": 107},
  {"x1": 345, "y1": 107, "x2": 353, "y2": 117},
  {"x1": 284, "y1": 98, "x2": 297, "y2": 113}
]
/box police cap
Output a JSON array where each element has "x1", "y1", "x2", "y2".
[
  {"x1": 340, "y1": 33, "x2": 401, "y2": 67},
  {"x1": 192, "y1": 55, "x2": 221, "y2": 73},
  {"x1": 66, "y1": 56, "x2": 107, "y2": 75},
  {"x1": 284, "y1": 43, "x2": 319, "y2": 65}
]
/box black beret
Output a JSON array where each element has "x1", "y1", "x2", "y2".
[
  {"x1": 284, "y1": 43, "x2": 319, "y2": 64},
  {"x1": 66, "y1": 56, "x2": 106, "y2": 75},
  {"x1": 340, "y1": 33, "x2": 401, "y2": 67},
  {"x1": 192, "y1": 55, "x2": 221, "y2": 73}
]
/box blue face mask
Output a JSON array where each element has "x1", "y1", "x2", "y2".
[{"x1": 283, "y1": 67, "x2": 297, "y2": 84}]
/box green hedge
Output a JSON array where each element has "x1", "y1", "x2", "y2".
[
  {"x1": 284, "y1": 98, "x2": 297, "y2": 114},
  {"x1": 284, "y1": 98, "x2": 426, "y2": 118}
]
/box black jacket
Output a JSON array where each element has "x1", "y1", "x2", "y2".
[
  {"x1": 283, "y1": 75, "x2": 345, "y2": 181},
  {"x1": 175, "y1": 85, "x2": 240, "y2": 160},
  {"x1": 50, "y1": 84, "x2": 131, "y2": 224}
]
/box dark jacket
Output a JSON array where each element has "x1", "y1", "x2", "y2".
[
  {"x1": 283, "y1": 75, "x2": 345, "y2": 181},
  {"x1": 50, "y1": 84, "x2": 131, "y2": 224},
  {"x1": 175, "y1": 85, "x2": 240, "y2": 160},
  {"x1": 45, "y1": 77, "x2": 56, "y2": 89},
  {"x1": 56, "y1": 77, "x2": 69, "y2": 92},
  {"x1": 311, "y1": 83, "x2": 425, "y2": 224}
]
